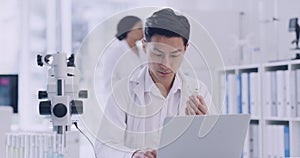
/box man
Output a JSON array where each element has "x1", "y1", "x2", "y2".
[{"x1": 95, "y1": 8, "x2": 216, "y2": 158}]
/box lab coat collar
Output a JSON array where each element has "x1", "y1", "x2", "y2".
[
  {"x1": 129, "y1": 64, "x2": 147, "y2": 104},
  {"x1": 119, "y1": 39, "x2": 131, "y2": 52}
]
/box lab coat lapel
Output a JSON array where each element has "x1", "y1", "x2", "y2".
[
  {"x1": 131, "y1": 69, "x2": 146, "y2": 106},
  {"x1": 128, "y1": 67, "x2": 148, "y2": 147}
]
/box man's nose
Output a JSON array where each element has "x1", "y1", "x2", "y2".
[{"x1": 160, "y1": 56, "x2": 171, "y2": 68}]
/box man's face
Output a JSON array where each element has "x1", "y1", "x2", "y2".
[{"x1": 144, "y1": 34, "x2": 186, "y2": 82}]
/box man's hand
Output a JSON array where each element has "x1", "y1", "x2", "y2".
[
  {"x1": 132, "y1": 149, "x2": 157, "y2": 158},
  {"x1": 185, "y1": 95, "x2": 208, "y2": 115}
]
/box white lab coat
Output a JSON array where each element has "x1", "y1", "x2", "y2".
[
  {"x1": 95, "y1": 65, "x2": 216, "y2": 158},
  {"x1": 95, "y1": 39, "x2": 146, "y2": 110}
]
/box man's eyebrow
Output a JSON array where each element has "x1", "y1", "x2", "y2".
[
  {"x1": 170, "y1": 49, "x2": 182, "y2": 54},
  {"x1": 153, "y1": 47, "x2": 164, "y2": 53},
  {"x1": 153, "y1": 47, "x2": 182, "y2": 54}
]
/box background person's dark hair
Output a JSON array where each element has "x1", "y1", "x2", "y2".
[
  {"x1": 115, "y1": 16, "x2": 142, "y2": 41},
  {"x1": 145, "y1": 8, "x2": 190, "y2": 47}
]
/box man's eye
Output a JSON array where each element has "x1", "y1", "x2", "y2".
[
  {"x1": 153, "y1": 53, "x2": 162, "y2": 57},
  {"x1": 171, "y1": 53, "x2": 181, "y2": 57},
  {"x1": 171, "y1": 55, "x2": 179, "y2": 58}
]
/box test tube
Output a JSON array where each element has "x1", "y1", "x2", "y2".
[
  {"x1": 29, "y1": 134, "x2": 35, "y2": 158},
  {"x1": 39, "y1": 134, "x2": 45, "y2": 158},
  {"x1": 193, "y1": 88, "x2": 199, "y2": 96},
  {"x1": 6, "y1": 133, "x2": 11, "y2": 158},
  {"x1": 12, "y1": 134, "x2": 16, "y2": 158},
  {"x1": 15, "y1": 134, "x2": 20, "y2": 158},
  {"x1": 43, "y1": 134, "x2": 48, "y2": 158},
  {"x1": 24, "y1": 133, "x2": 30, "y2": 158},
  {"x1": 193, "y1": 88, "x2": 200, "y2": 107},
  {"x1": 20, "y1": 134, "x2": 25, "y2": 158}
]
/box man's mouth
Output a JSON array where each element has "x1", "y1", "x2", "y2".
[{"x1": 158, "y1": 70, "x2": 172, "y2": 76}]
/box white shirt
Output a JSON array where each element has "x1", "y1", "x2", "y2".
[
  {"x1": 95, "y1": 65, "x2": 216, "y2": 158},
  {"x1": 95, "y1": 39, "x2": 146, "y2": 110},
  {"x1": 144, "y1": 66, "x2": 182, "y2": 128}
]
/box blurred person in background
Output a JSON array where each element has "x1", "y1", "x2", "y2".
[{"x1": 95, "y1": 16, "x2": 145, "y2": 110}]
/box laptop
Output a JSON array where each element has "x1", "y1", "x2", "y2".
[{"x1": 157, "y1": 114, "x2": 250, "y2": 158}]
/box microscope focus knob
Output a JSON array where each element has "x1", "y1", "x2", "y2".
[
  {"x1": 71, "y1": 100, "x2": 83, "y2": 114},
  {"x1": 39, "y1": 101, "x2": 51, "y2": 115},
  {"x1": 37, "y1": 55, "x2": 43, "y2": 66},
  {"x1": 38, "y1": 91, "x2": 48, "y2": 99},
  {"x1": 53, "y1": 103, "x2": 68, "y2": 118},
  {"x1": 78, "y1": 90, "x2": 88, "y2": 99}
]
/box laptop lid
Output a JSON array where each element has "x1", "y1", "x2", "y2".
[{"x1": 157, "y1": 114, "x2": 250, "y2": 158}]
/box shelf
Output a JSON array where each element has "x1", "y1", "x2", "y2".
[
  {"x1": 217, "y1": 65, "x2": 261, "y2": 74},
  {"x1": 263, "y1": 117, "x2": 290, "y2": 122},
  {"x1": 223, "y1": 65, "x2": 239, "y2": 71},
  {"x1": 238, "y1": 68, "x2": 259, "y2": 73},
  {"x1": 289, "y1": 59, "x2": 300, "y2": 65},
  {"x1": 263, "y1": 117, "x2": 300, "y2": 122},
  {"x1": 217, "y1": 60, "x2": 300, "y2": 158},
  {"x1": 290, "y1": 117, "x2": 300, "y2": 122},
  {"x1": 264, "y1": 65, "x2": 288, "y2": 71},
  {"x1": 216, "y1": 68, "x2": 234, "y2": 75},
  {"x1": 291, "y1": 62, "x2": 300, "y2": 70},
  {"x1": 263, "y1": 61, "x2": 290, "y2": 67},
  {"x1": 236, "y1": 64, "x2": 260, "y2": 69}
]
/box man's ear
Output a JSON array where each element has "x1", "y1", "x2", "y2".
[
  {"x1": 183, "y1": 42, "x2": 189, "y2": 54},
  {"x1": 185, "y1": 42, "x2": 189, "y2": 50},
  {"x1": 142, "y1": 39, "x2": 147, "y2": 54}
]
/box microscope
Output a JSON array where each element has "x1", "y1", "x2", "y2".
[
  {"x1": 289, "y1": 17, "x2": 300, "y2": 50},
  {"x1": 37, "y1": 52, "x2": 87, "y2": 157}
]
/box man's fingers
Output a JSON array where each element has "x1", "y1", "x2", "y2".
[
  {"x1": 151, "y1": 150, "x2": 157, "y2": 157},
  {"x1": 197, "y1": 95, "x2": 206, "y2": 106},
  {"x1": 188, "y1": 99, "x2": 202, "y2": 114},
  {"x1": 144, "y1": 151, "x2": 155, "y2": 158},
  {"x1": 186, "y1": 107, "x2": 193, "y2": 115},
  {"x1": 190, "y1": 95, "x2": 200, "y2": 106},
  {"x1": 197, "y1": 95, "x2": 208, "y2": 114},
  {"x1": 132, "y1": 151, "x2": 145, "y2": 158},
  {"x1": 188, "y1": 105, "x2": 196, "y2": 115},
  {"x1": 198, "y1": 104, "x2": 208, "y2": 115},
  {"x1": 186, "y1": 95, "x2": 209, "y2": 115},
  {"x1": 186, "y1": 105, "x2": 195, "y2": 115}
]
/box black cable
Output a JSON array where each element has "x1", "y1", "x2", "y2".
[{"x1": 73, "y1": 122, "x2": 97, "y2": 158}]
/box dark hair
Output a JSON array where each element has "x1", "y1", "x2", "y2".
[
  {"x1": 145, "y1": 8, "x2": 190, "y2": 46},
  {"x1": 115, "y1": 16, "x2": 142, "y2": 41}
]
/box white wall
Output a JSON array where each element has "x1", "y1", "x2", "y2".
[
  {"x1": 0, "y1": 0, "x2": 20, "y2": 74},
  {"x1": 238, "y1": 0, "x2": 300, "y2": 63},
  {"x1": 277, "y1": 0, "x2": 300, "y2": 60}
]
